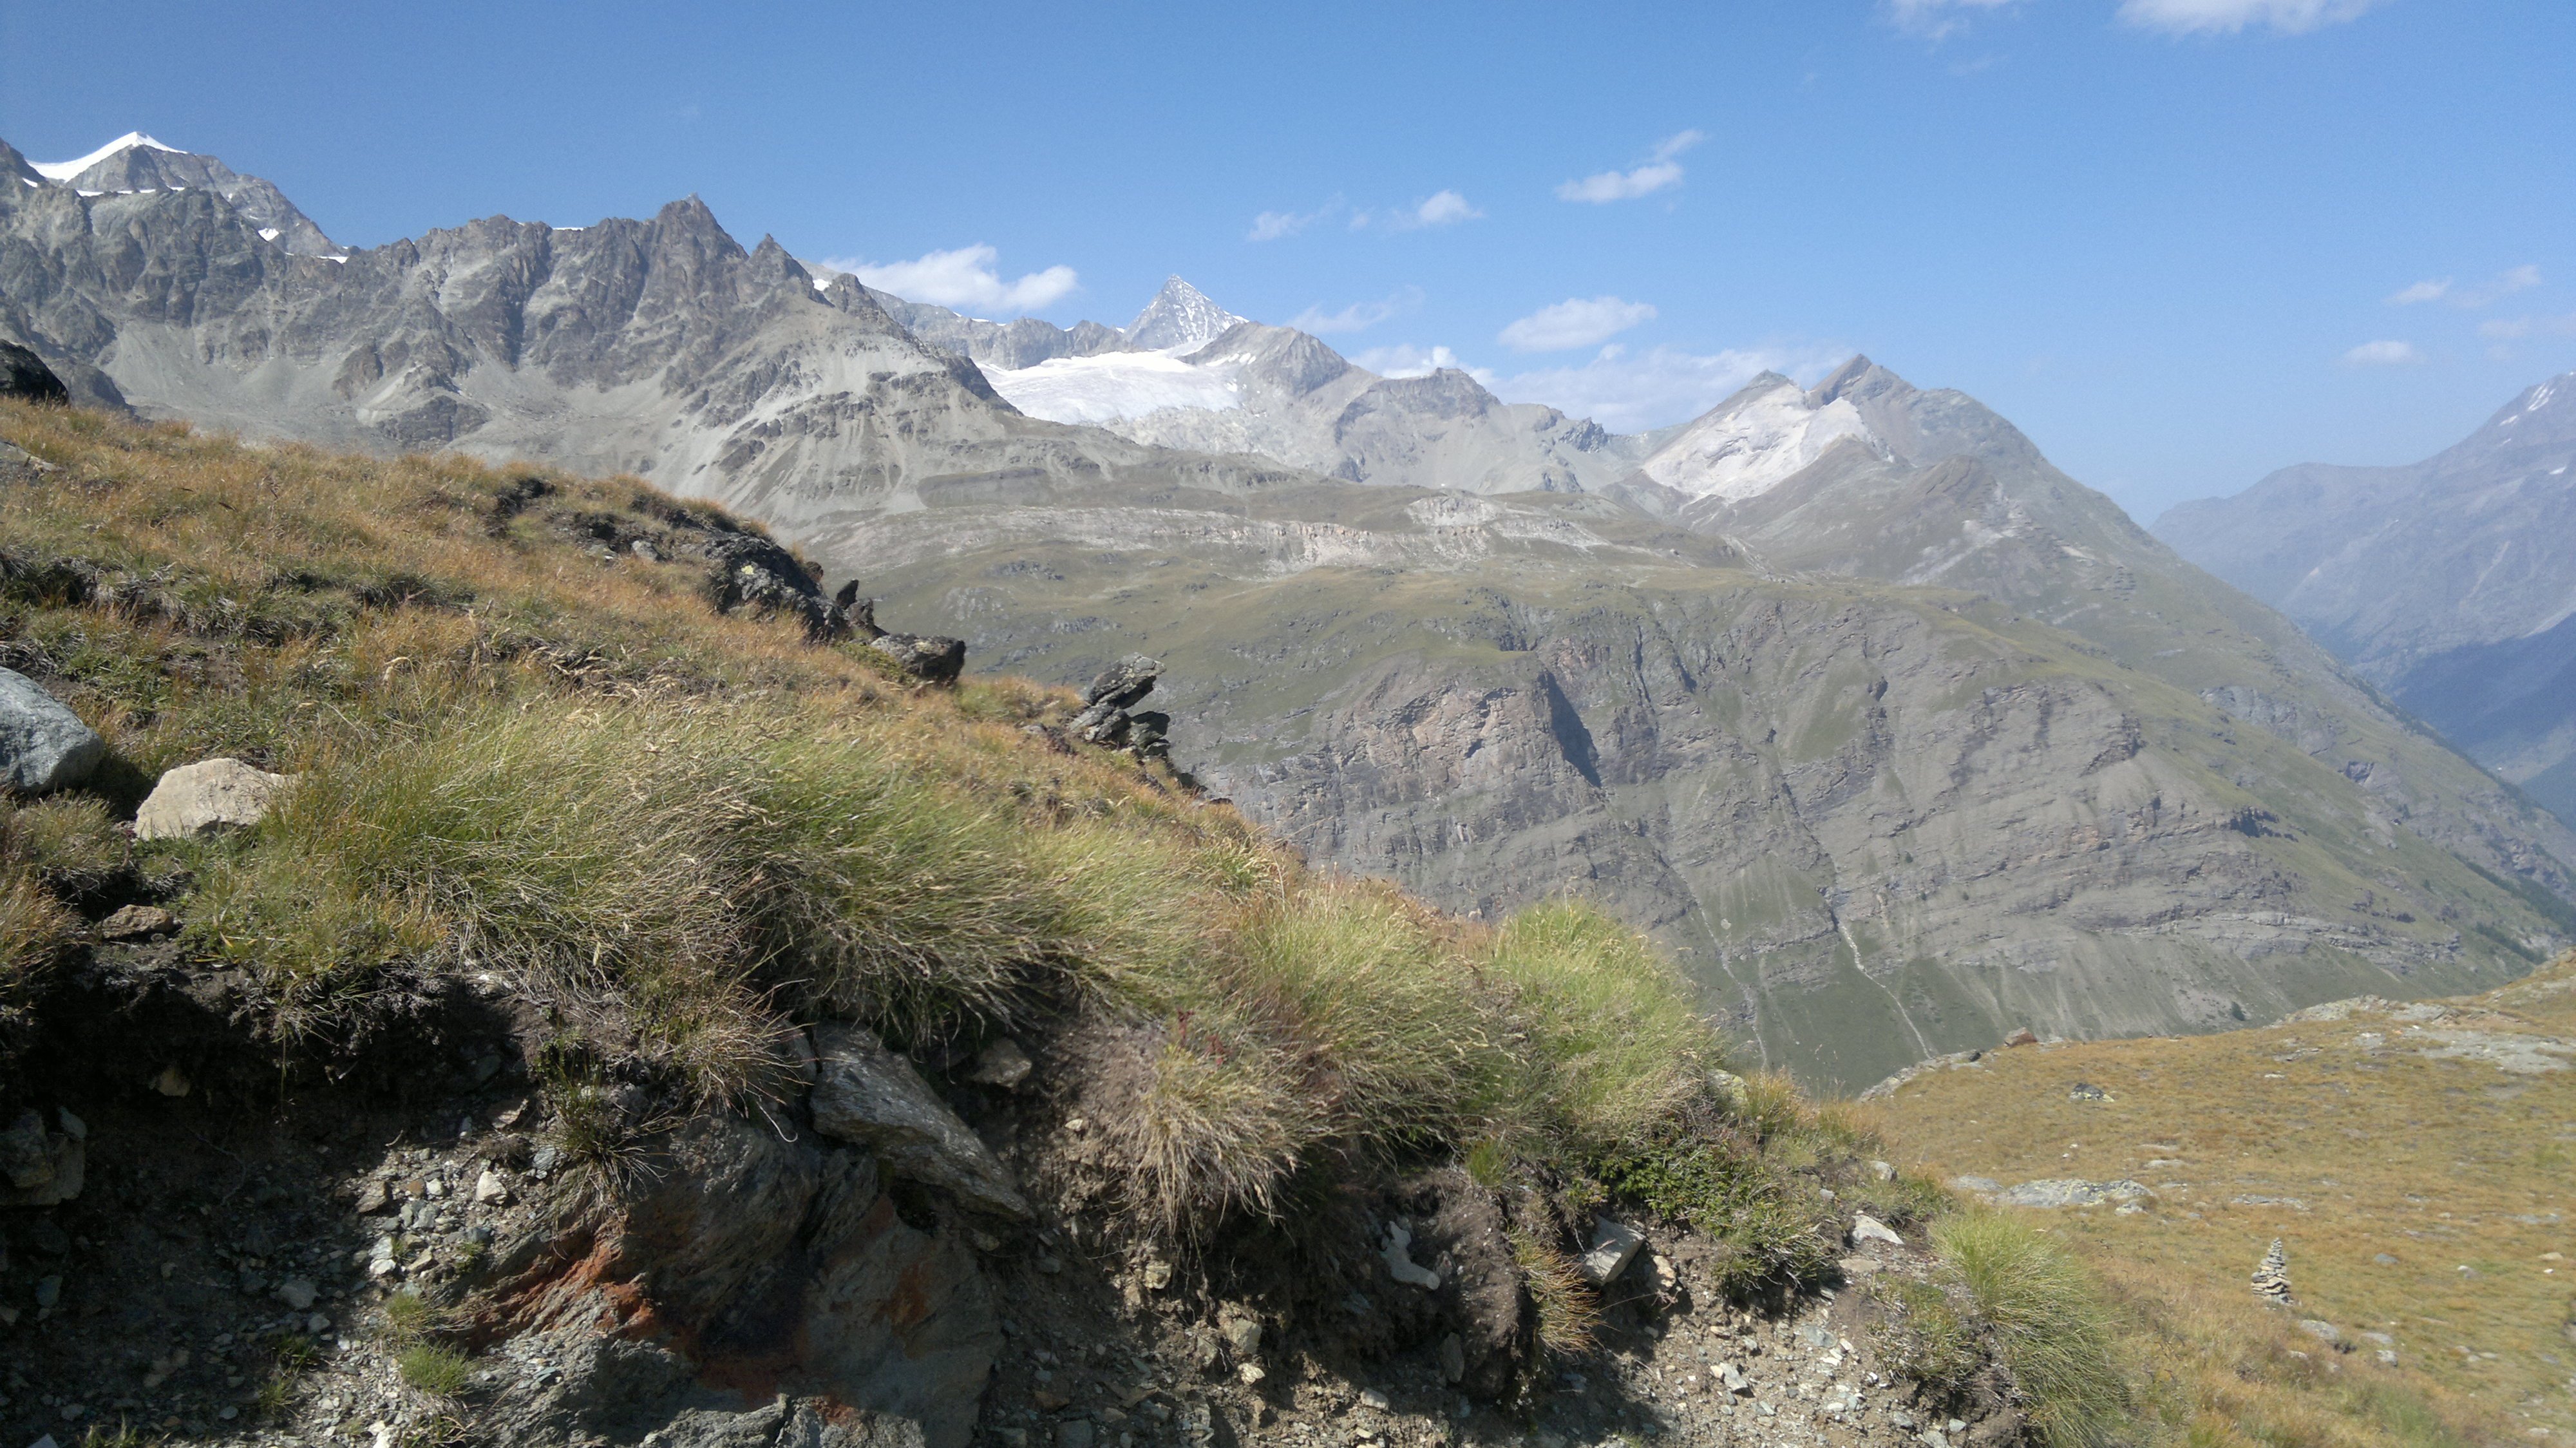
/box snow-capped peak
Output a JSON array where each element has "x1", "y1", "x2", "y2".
[
  {"x1": 33, "y1": 131, "x2": 187, "y2": 182},
  {"x1": 1639, "y1": 374, "x2": 1884, "y2": 503},
  {"x1": 1125, "y1": 276, "x2": 1246, "y2": 353}
]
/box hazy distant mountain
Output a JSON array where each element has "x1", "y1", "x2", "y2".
[
  {"x1": 2157, "y1": 373, "x2": 2576, "y2": 823},
  {"x1": 6, "y1": 129, "x2": 2570, "y2": 1091}
]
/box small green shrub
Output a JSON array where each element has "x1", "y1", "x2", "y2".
[
  {"x1": 382, "y1": 1288, "x2": 440, "y2": 1339},
  {"x1": 397, "y1": 1344, "x2": 473, "y2": 1397},
  {"x1": 1598, "y1": 1133, "x2": 1838, "y2": 1296},
  {"x1": 1934, "y1": 1212, "x2": 2130, "y2": 1448}
]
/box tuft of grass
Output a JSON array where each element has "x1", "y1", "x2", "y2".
[
  {"x1": 1485, "y1": 899, "x2": 1708, "y2": 1152},
  {"x1": 1099, "y1": 1028, "x2": 1321, "y2": 1229},
  {"x1": 381, "y1": 1288, "x2": 442, "y2": 1340},
  {"x1": 1511, "y1": 1226, "x2": 1602, "y2": 1358},
  {"x1": 397, "y1": 1344, "x2": 474, "y2": 1397},
  {"x1": 1875, "y1": 1276, "x2": 1982, "y2": 1398},
  {"x1": 1935, "y1": 1212, "x2": 2131, "y2": 1448}
]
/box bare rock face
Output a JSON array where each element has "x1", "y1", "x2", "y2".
[
  {"x1": 480, "y1": 1112, "x2": 996, "y2": 1448},
  {"x1": 133, "y1": 757, "x2": 290, "y2": 839},
  {"x1": 0, "y1": 666, "x2": 102, "y2": 793},
  {"x1": 810, "y1": 1025, "x2": 1030, "y2": 1221}
]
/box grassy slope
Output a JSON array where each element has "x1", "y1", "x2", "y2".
[
  {"x1": 17, "y1": 403, "x2": 2547, "y2": 1448},
  {"x1": 0, "y1": 400, "x2": 1933, "y2": 1328},
  {"x1": 1866, "y1": 951, "x2": 2576, "y2": 1448}
]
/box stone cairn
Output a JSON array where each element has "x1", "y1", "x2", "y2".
[{"x1": 2251, "y1": 1237, "x2": 2294, "y2": 1307}]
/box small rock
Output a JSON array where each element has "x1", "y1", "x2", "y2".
[
  {"x1": 1382, "y1": 1221, "x2": 1441, "y2": 1290},
  {"x1": 1709, "y1": 1069, "x2": 1750, "y2": 1110},
  {"x1": 0, "y1": 667, "x2": 105, "y2": 794},
  {"x1": 274, "y1": 1278, "x2": 317, "y2": 1311},
  {"x1": 2372, "y1": 1252, "x2": 2399, "y2": 1265},
  {"x1": 34, "y1": 1274, "x2": 62, "y2": 1308},
  {"x1": 97, "y1": 904, "x2": 179, "y2": 942},
  {"x1": 1718, "y1": 1362, "x2": 1751, "y2": 1395},
  {"x1": 1439, "y1": 1333, "x2": 1466, "y2": 1384},
  {"x1": 1579, "y1": 1217, "x2": 1645, "y2": 1286},
  {"x1": 2067, "y1": 1082, "x2": 2109, "y2": 1102},
  {"x1": 1359, "y1": 1388, "x2": 1391, "y2": 1411},
  {"x1": 1217, "y1": 1304, "x2": 1261, "y2": 1356},
  {"x1": 1851, "y1": 1214, "x2": 1905, "y2": 1246},
  {"x1": 1870, "y1": 1159, "x2": 1895, "y2": 1182},
  {"x1": 1056, "y1": 1421, "x2": 1094, "y2": 1448},
  {"x1": 1236, "y1": 1362, "x2": 1265, "y2": 1386},
  {"x1": 2297, "y1": 1319, "x2": 2342, "y2": 1346},
  {"x1": 474, "y1": 1169, "x2": 510, "y2": 1205},
  {"x1": 152, "y1": 1063, "x2": 192, "y2": 1098},
  {"x1": 1139, "y1": 1257, "x2": 1173, "y2": 1291},
  {"x1": 2004, "y1": 1027, "x2": 2039, "y2": 1047},
  {"x1": 1037, "y1": 1255, "x2": 1063, "y2": 1275},
  {"x1": 809, "y1": 1024, "x2": 1030, "y2": 1219},
  {"x1": 967, "y1": 1037, "x2": 1035, "y2": 1089},
  {"x1": 133, "y1": 757, "x2": 292, "y2": 840},
  {"x1": 2376, "y1": 1349, "x2": 2398, "y2": 1366}
]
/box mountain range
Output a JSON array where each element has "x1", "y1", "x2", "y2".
[
  {"x1": 5, "y1": 131, "x2": 2570, "y2": 1089},
  {"x1": 2157, "y1": 376, "x2": 2576, "y2": 824}
]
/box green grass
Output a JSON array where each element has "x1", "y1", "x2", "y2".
[
  {"x1": 397, "y1": 1344, "x2": 474, "y2": 1397},
  {"x1": 1935, "y1": 1212, "x2": 2132, "y2": 1448}
]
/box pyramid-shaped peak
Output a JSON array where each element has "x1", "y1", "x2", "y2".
[
  {"x1": 1126, "y1": 276, "x2": 1247, "y2": 352},
  {"x1": 33, "y1": 131, "x2": 187, "y2": 181},
  {"x1": 1807, "y1": 355, "x2": 1913, "y2": 407}
]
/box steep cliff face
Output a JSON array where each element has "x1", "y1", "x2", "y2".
[{"x1": 842, "y1": 484, "x2": 2568, "y2": 1091}]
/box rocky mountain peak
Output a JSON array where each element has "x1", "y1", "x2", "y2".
[
  {"x1": 1126, "y1": 275, "x2": 1245, "y2": 352},
  {"x1": 30, "y1": 131, "x2": 185, "y2": 181},
  {"x1": 1638, "y1": 370, "x2": 1882, "y2": 502},
  {"x1": 24, "y1": 131, "x2": 337, "y2": 256}
]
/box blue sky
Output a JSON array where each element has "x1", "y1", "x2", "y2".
[{"x1": 5, "y1": 0, "x2": 2573, "y2": 519}]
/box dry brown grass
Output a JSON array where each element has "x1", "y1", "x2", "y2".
[{"x1": 1865, "y1": 953, "x2": 2576, "y2": 1448}]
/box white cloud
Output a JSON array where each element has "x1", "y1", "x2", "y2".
[
  {"x1": 1888, "y1": 0, "x2": 2019, "y2": 39},
  {"x1": 1499, "y1": 296, "x2": 1658, "y2": 353},
  {"x1": 2118, "y1": 0, "x2": 2388, "y2": 35},
  {"x1": 1291, "y1": 287, "x2": 1426, "y2": 336},
  {"x1": 1492, "y1": 344, "x2": 1844, "y2": 435},
  {"x1": 1249, "y1": 196, "x2": 1349, "y2": 242},
  {"x1": 1350, "y1": 343, "x2": 1490, "y2": 381},
  {"x1": 2340, "y1": 339, "x2": 2423, "y2": 367},
  {"x1": 2388, "y1": 265, "x2": 2542, "y2": 310},
  {"x1": 1399, "y1": 189, "x2": 1482, "y2": 229},
  {"x1": 2479, "y1": 313, "x2": 2576, "y2": 341},
  {"x1": 823, "y1": 244, "x2": 1077, "y2": 315},
  {"x1": 1555, "y1": 131, "x2": 1705, "y2": 205}
]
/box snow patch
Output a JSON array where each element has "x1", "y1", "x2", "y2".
[
  {"x1": 34, "y1": 131, "x2": 185, "y2": 180},
  {"x1": 258, "y1": 227, "x2": 281, "y2": 242},
  {"x1": 985, "y1": 352, "x2": 1243, "y2": 424},
  {"x1": 1638, "y1": 377, "x2": 1882, "y2": 502}
]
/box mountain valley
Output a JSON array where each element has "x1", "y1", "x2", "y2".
[{"x1": 3, "y1": 131, "x2": 2571, "y2": 1091}]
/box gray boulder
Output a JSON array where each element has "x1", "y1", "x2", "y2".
[
  {"x1": 0, "y1": 340, "x2": 69, "y2": 406},
  {"x1": 134, "y1": 757, "x2": 291, "y2": 839},
  {"x1": 0, "y1": 1107, "x2": 84, "y2": 1207},
  {"x1": 809, "y1": 1024, "x2": 1030, "y2": 1220},
  {"x1": 0, "y1": 667, "x2": 104, "y2": 794}
]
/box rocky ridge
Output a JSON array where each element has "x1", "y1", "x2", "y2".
[{"x1": 2156, "y1": 370, "x2": 2576, "y2": 824}]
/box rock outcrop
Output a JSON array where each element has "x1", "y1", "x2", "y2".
[{"x1": 809, "y1": 1025, "x2": 1030, "y2": 1220}]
